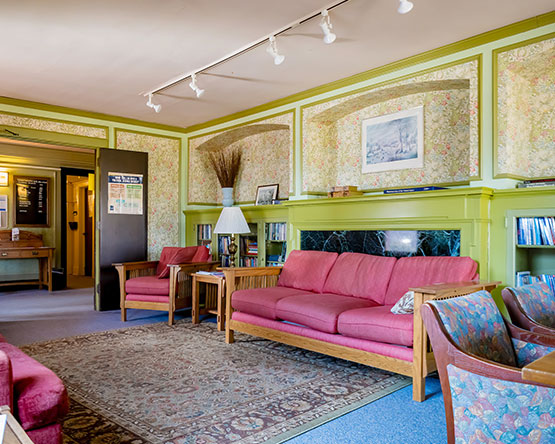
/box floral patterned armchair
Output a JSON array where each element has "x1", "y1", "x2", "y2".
[
  {"x1": 502, "y1": 282, "x2": 555, "y2": 335},
  {"x1": 421, "y1": 290, "x2": 555, "y2": 444}
]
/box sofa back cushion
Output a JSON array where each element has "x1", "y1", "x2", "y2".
[
  {"x1": 156, "y1": 246, "x2": 199, "y2": 278},
  {"x1": 278, "y1": 250, "x2": 338, "y2": 293},
  {"x1": 383, "y1": 256, "x2": 478, "y2": 306},
  {"x1": 322, "y1": 253, "x2": 397, "y2": 303},
  {"x1": 191, "y1": 245, "x2": 211, "y2": 263}
]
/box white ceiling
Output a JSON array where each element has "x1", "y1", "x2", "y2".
[{"x1": 0, "y1": 0, "x2": 552, "y2": 130}]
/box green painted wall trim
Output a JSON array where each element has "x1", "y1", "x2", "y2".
[
  {"x1": 0, "y1": 126, "x2": 108, "y2": 149},
  {"x1": 183, "y1": 11, "x2": 555, "y2": 134}
]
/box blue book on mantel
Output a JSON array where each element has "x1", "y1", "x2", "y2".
[{"x1": 384, "y1": 186, "x2": 447, "y2": 194}]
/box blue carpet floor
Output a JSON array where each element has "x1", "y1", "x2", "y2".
[{"x1": 0, "y1": 286, "x2": 448, "y2": 443}]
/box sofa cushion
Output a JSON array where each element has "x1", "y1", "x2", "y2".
[
  {"x1": 126, "y1": 294, "x2": 170, "y2": 303},
  {"x1": 191, "y1": 246, "x2": 211, "y2": 263},
  {"x1": 322, "y1": 252, "x2": 397, "y2": 303},
  {"x1": 0, "y1": 342, "x2": 68, "y2": 431},
  {"x1": 275, "y1": 293, "x2": 377, "y2": 334},
  {"x1": 156, "y1": 246, "x2": 199, "y2": 278},
  {"x1": 383, "y1": 256, "x2": 478, "y2": 306},
  {"x1": 126, "y1": 276, "x2": 170, "y2": 296},
  {"x1": 278, "y1": 250, "x2": 338, "y2": 293},
  {"x1": 337, "y1": 305, "x2": 414, "y2": 346},
  {"x1": 232, "y1": 286, "x2": 313, "y2": 319}
]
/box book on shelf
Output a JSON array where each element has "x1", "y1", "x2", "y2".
[
  {"x1": 516, "y1": 178, "x2": 555, "y2": 188},
  {"x1": 517, "y1": 217, "x2": 555, "y2": 246},
  {"x1": 266, "y1": 222, "x2": 287, "y2": 241},
  {"x1": 516, "y1": 272, "x2": 555, "y2": 294},
  {"x1": 383, "y1": 186, "x2": 447, "y2": 194}
]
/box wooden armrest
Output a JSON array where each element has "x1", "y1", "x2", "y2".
[
  {"x1": 411, "y1": 280, "x2": 501, "y2": 305},
  {"x1": 113, "y1": 261, "x2": 158, "y2": 271},
  {"x1": 167, "y1": 261, "x2": 219, "y2": 269}
]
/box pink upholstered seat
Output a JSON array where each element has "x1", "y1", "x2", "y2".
[
  {"x1": 322, "y1": 252, "x2": 397, "y2": 303},
  {"x1": 0, "y1": 341, "x2": 68, "y2": 436},
  {"x1": 383, "y1": 256, "x2": 479, "y2": 305},
  {"x1": 337, "y1": 305, "x2": 414, "y2": 346},
  {"x1": 125, "y1": 275, "x2": 170, "y2": 296},
  {"x1": 232, "y1": 286, "x2": 314, "y2": 319},
  {"x1": 126, "y1": 294, "x2": 170, "y2": 303},
  {"x1": 277, "y1": 250, "x2": 338, "y2": 293},
  {"x1": 276, "y1": 293, "x2": 377, "y2": 334}
]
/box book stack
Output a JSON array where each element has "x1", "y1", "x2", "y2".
[
  {"x1": 266, "y1": 222, "x2": 287, "y2": 241},
  {"x1": 198, "y1": 224, "x2": 212, "y2": 240},
  {"x1": 218, "y1": 235, "x2": 231, "y2": 255},
  {"x1": 517, "y1": 217, "x2": 555, "y2": 245},
  {"x1": 517, "y1": 178, "x2": 555, "y2": 188},
  {"x1": 328, "y1": 186, "x2": 364, "y2": 198},
  {"x1": 516, "y1": 271, "x2": 555, "y2": 294},
  {"x1": 242, "y1": 238, "x2": 258, "y2": 256}
]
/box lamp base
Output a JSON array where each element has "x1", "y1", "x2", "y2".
[{"x1": 228, "y1": 236, "x2": 237, "y2": 267}]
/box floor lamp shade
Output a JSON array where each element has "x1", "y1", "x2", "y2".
[{"x1": 213, "y1": 207, "x2": 250, "y2": 235}]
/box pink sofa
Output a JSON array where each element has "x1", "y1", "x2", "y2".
[
  {"x1": 224, "y1": 250, "x2": 496, "y2": 401},
  {"x1": 0, "y1": 334, "x2": 68, "y2": 443}
]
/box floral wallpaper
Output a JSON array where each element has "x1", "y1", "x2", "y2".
[
  {"x1": 116, "y1": 131, "x2": 181, "y2": 260},
  {"x1": 188, "y1": 113, "x2": 294, "y2": 204},
  {"x1": 496, "y1": 37, "x2": 555, "y2": 178},
  {"x1": 302, "y1": 59, "x2": 479, "y2": 192},
  {"x1": 0, "y1": 113, "x2": 106, "y2": 139}
]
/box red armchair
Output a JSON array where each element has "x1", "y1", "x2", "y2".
[{"x1": 114, "y1": 246, "x2": 218, "y2": 325}]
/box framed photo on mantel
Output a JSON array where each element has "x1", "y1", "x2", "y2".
[
  {"x1": 13, "y1": 176, "x2": 50, "y2": 227},
  {"x1": 255, "y1": 184, "x2": 279, "y2": 206}
]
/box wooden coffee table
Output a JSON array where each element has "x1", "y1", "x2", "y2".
[
  {"x1": 191, "y1": 272, "x2": 226, "y2": 331},
  {"x1": 522, "y1": 350, "x2": 555, "y2": 386}
]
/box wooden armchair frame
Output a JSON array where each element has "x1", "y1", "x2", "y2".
[
  {"x1": 114, "y1": 260, "x2": 218, "y2": 325},
  {"x1": 502, "y1": 286, "x2": 555, "y2": 335},
  {"x1": 421, "y1": 301, "x2": 555, "y2": 444},
  {"x1": 223, "y1": 265, "x2": 499, "y2": 402}
]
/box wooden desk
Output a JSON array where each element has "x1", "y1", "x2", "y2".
[
  {"x1": 192, "y1": 272, "x2": 226, "y2": 331},
  {"x1": 0, "y1": 247, "x2": 54, "y2": 292},
  {"x1": 522, "y1": 350, "x2": 555, "y2": 386},
  {"x1": 0, "y1": 406, "x2": 34, "y2": 444}
]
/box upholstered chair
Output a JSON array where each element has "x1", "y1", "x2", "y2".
[
  {"x1": 502, "y1": 282, "x2": 555, "y2": 335},
  {"x1": 114, "y1": 246, "x2": 217, "y2": 325},
  {"x1": 421, "y1": 290, "x2": 555, "y2": 444}
]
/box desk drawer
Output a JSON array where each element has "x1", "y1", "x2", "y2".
[
  {"x1": 0, "y1": 250, "x2": 22, "y2": 258},
  {"x1": 0, "y1": 250, "x2": 47, "y2": 259}
]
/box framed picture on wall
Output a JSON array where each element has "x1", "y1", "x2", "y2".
[
  {"x1": 361, "y1": 107, "x2": 424, "y2": 174},
  {"x1": 255, "y1": 184, "x2": 279, "y2": 205}
]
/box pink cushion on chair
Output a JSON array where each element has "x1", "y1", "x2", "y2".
[
  {"x1": 338, "y1": 305, "x2": 414, "y2": 346},
  {"x1": 383, "y1": 256, "x2": 478, "y2": 306},
  {"x1": 0, "y1": 342, "x2": 68, "y2": 431},
  {"x1": 126, "y1": 276, "x2": 170, "y2": 296},
  {"x1": 277, "y1": 250, "x2": 338, "y2": 293},
  {"x1": 126, "y1": 294, "x2": 170, "y2": 303},
  {"x1": 275, "y1": 293, "x2": 376, "y2": 334},
  {"x1": 156, "y1": 246, "x2": 198, "y2": 278},
  {"x1": 322, "y1": 253, "x2": 397, "y2": 303},
  {"x1": 27, "y1": 423, "x2": 63, "y2": 444},
  {"x1": 232, "y1": 286, "x2": 314, "y2": 319}
]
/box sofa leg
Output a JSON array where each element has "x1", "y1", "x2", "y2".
[
  {"x1": 168, "y1": 310, "x2": 174, "y2": 326},
  {"x1": 412, "y1": 376, "x2": 425, "y2": 402},
  {"x1": 226, "y1": 328, "x2": 234, "y2": 344},
  {"x1": 121, "y1": 308, "x2": 126, "y2": 322}
]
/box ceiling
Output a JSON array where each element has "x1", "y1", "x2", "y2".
[{"x1": 0, "y1": 1, "x2": 552, "y2": 130}]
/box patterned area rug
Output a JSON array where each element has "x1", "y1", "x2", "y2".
[{"x1": 22, "y1": 320, "x2": 410, "y2": 444}]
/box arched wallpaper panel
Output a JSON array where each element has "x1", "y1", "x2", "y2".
[
  {"x1": 188, "y1": 112, "x2": 294, "y2": 205},
  {"x1": 301, "y1": 58, "x2": 479, "y2": 193},
  {"x1": 495, "y1": 35, "x2": 555, "y2": 179},
  {"x1": 116, "y1": 130, "x2": 181, "y2": 260}
]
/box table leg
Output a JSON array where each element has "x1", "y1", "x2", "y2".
[
  {"x1": 47, "y1": 253, "x2": 52, "y2": 292},
  {"x1": 192, "y1": 278, "x2": 199, "y2": 324},
  {"x1": 217, "y1": 280, "x2": 224, "y2": 331}
]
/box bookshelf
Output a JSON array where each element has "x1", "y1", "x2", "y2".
[
  {"x1": 196, "y1": 224, "x2": 213, "y2": 254},
  {"x1": 507, "y1": 210, "x2": 555, "y2": 291},
  {"x1": 217, "y1": 234, "x2": 232, "y2": 267},
  {"x1": 265, "y1": 222, "x2": 287, "y2": 266},
  {"x1": 239, "y1": 223, "x2": 258, "y2": 267}
]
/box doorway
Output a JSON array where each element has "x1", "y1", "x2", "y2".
[{"x1": 61, "y1": 168, "x2": 95, "y2": 290}]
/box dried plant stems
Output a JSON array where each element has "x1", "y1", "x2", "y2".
[{"x1": 208, "y1": 148, "x2": 242, "y2": 188}]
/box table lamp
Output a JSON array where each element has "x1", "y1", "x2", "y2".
[{"x1": 213, "y1": 206, "x2": 250, "y2": 267}]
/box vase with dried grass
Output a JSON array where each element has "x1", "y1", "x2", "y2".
[{"x1": 209, "y1": 148, "x2": 242, "y2": 207}]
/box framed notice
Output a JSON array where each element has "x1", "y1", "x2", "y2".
[
  {"x1": 14, "y1": 176, "x2": 50, "y2": 227},
  {"x1": 107, "y1": 172, "x2": 143, "y2": 215}
]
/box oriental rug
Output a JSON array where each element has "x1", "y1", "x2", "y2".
[{"x1": 22, "y1": 320, "x2": 410, "y2": 444}]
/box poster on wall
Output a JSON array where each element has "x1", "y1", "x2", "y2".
[
  {"x1": 107, "y1": 172, "x2": 143, "y2": 215},
  {"x1": 361, "y1": 107, "x2": 424, "y2": 173},
  {"x1": 0, "y1": 195, "x2": 7, "y2": 228},
  {"x1": 14, "y1": 176, "x2": 49, "y2": 226}
]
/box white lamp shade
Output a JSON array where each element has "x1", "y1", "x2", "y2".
[{"x1": 213, "y1": 207, "x2": 250, "y2": 234}]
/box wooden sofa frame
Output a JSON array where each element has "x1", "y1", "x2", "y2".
[
  {"x1": 223, "y1": 266, "x2": 499, "y2": 402},
  {"x1": 114, "y1": 260, "x2": 218, "y2": 325}
]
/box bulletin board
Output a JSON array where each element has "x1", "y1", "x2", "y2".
[{"x1": 14, "y1": 176, "x2": 50, "y2": 226}]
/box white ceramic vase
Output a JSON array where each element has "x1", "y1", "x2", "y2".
[{"x1": 222, "y1": 187, "x2": 234, "y2": 207}]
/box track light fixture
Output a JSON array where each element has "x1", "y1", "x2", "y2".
[
  {"x1": 266, "y1": 36, "x2": 285, "y2": 65},
  {"x1": 397, "y1": 0, "x2": 414, "y2": 14},
  {"x1": 146, "y1": 93, "x2": 161, "y2": 113},
  {"x1": 320, "y1": 10, "x2": 336, "y2": 44},
  {"x1": 189, "y1": 74, "x2": 205, "y2": 98}
]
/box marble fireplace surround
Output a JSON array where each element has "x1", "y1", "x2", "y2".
[{"x1": 301, "y1": 229, "x2": 461, "y2": 257}]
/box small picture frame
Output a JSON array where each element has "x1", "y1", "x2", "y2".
[{"x1": 255, "y1": 184, "x2": 279, "y2": 206}]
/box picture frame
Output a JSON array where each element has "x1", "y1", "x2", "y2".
[
  {"x1": 361, "y1": 107, "x2": 424, "y2": 174},
  {"x1": 255, "y1": 184, "x2": 279, "y2": 206}
]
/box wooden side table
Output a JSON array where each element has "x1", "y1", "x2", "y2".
[
  {"x1": 522, "y1": 350, "x2": 555, "y2": 386},
  {"x1": 191, "y1": 272, "x2": 226, "y2": 331},
  {"x1": 0, "y1": 406, "x2": 34, "y2": 444}
]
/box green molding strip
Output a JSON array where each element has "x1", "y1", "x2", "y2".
[
  {"x1": 491, "y1": 32, "x2": 555, "y2": 179},
  {"x1": 183, "y1": 12, "x2": 555, "y2": 134},
  {"x1": 186, "y1": 109, "x2": 296, "y2": 206},
  {"x1": 0, "y1": 130, "x2": 106, "y2": 150}
]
